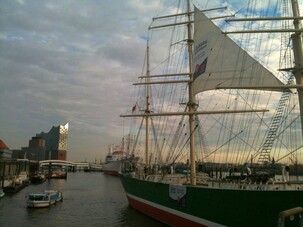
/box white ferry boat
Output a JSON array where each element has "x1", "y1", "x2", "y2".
[{"x1": 27, "y1": 190, "x2": 63, "y2": 208}]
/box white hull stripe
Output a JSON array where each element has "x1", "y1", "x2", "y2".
[{"x1": 126, "y1": 193, "x2": 226, "y2": 227}]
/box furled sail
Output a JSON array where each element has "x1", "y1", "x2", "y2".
[{"x1": 192, "y1": 7, "x2": 285, "y2": 95}]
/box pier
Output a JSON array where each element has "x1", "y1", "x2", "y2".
[
  {"x1": 0, "y1": 159, "x2": 102, "y2": 193},
  {"x1": 39, "y1": 160, "x2": 103, "y2": 172}
]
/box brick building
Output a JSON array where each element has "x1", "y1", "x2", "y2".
[{"x1": 0, "y1": 140, "x2": 12, "y2": 160}]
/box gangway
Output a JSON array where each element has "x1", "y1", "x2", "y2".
[
  {"x1": 257, "y1": 87, "x2": 292, "y2": 164},
  {"x1": 257, "y1": 0, "x2": 294, "y2": 164}
]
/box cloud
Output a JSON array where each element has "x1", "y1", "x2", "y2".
[
  {"x1": 1, "y1": 0, "x2": 301, "y2": 164},
  {"x1": 0, "y1": 0, "x2": 162, "y2": 162}
]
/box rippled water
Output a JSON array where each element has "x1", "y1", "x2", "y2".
[{"x1": 0, "y1": 172, "x2": 167, "y2": 227}]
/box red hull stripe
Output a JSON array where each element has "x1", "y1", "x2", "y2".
[
  {"x1": 126, "y1": 193, "x2": 226, "y2": 227},
  {"x1": 103, "y1": 170, "x2": 119, "y2": 176}
]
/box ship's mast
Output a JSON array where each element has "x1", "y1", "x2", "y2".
[
  {"x1": 290, "y1": 0, "x2": 303, "y2": 139},
  {"x1": 186, "y1": 0, "x2": 196, "y2": 186},
  {"x1": 145, "y1": 41, "x2": 151, "y2": 167}
]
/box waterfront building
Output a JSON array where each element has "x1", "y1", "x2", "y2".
[
  {"x1": 10, "y1": 123, "x2": 69, "y2": 161},
  {"x1": 0, "y1": 140, "x2": 12, "y2": 160},
  {"x1": 12, "y1": 149, "x2": 26, "y2": 159},
  {"x1": 26, "y1": 136, "x2": 46, "y2": 161},
  {"x1": 36, "y1": 123, "x2": 69, "y2": 161}
]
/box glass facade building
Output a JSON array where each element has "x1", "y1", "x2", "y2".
[
  {"x1": 35, "y1": 123, "x2": 69, "y2": 161},
  {"x1": 7, "y1": 123, "x2": 69, "y2": 161}
]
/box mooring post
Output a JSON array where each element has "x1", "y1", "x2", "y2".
[
  {"x1": 48, "y1": 162, "x2": 52, "y2": 180},
  {"x1": 1, "y1": 161, "x2": 5, "y2": 188}
]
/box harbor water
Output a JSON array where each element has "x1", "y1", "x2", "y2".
[{"x1": 0, "y1": 172, "x2": 167, "y2": 227}]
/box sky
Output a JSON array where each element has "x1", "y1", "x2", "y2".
[
  {"x1": 1, "y1": 0, "x2": 301, "y2": 163},
  {"x1": 0, "y1": 0, "x2": 166, "y2": 162}
]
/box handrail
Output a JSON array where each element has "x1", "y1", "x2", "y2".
[{"x1": 278, "y1": 207, "x2": 303, "y2": 227}]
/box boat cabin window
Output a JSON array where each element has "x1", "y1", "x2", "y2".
[{"x1": 29, "y1": 195, "x2": 48, "y2": 201}]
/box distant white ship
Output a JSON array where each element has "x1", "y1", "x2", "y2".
[
  {"x1": 103, "y1": 135, "x2": 140, "y2": 176},
  {"x1": 103, "y1": 150, "x2": 127, "y2": 175}
]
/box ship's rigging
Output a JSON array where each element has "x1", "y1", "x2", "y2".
[{"x1": 121, "y1": 0, "x2": 303, "y2": 178}]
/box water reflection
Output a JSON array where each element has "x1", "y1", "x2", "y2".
[
  {"x1": 0, "y1": 172, "x2": 166, "y2": 227},
  {"x1": 117, "y1": 203, "x2": 168, "y2": 227}
]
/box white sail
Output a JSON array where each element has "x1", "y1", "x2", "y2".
[{"x1": 192, "y1": 7, "x2": 285, "y2": 95}]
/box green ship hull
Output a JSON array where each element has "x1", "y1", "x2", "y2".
[{"x1": 120, "y1": 174, "x2": 303, "y2": 227}]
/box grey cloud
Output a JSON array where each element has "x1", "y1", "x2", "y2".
[{"x1": 0, "y1": 0, "x2": 168, "y2": 161}]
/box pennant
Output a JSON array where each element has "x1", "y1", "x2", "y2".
[{"x1": 132, "y1": 104, "x2": 136, "y2": 113}]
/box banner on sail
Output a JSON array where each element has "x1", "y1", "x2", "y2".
[{"x1": 193, "y1": 37, "x2": 209, "y2": 81}]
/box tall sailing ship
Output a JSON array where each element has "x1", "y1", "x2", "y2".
[{"x1": 120, "y1": 0, "x2": 303, "y2": 226}]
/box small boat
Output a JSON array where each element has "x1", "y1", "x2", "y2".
[
  {"x1": 30, "y1": 172, "x2": 46, "y2": 184},
  {"x1": 51, "y1": 170, "x2": 67, "y2": 179},
  {"x1": 45, "y1": 170, "x2": 67, "y2": 179},
  {"x1": 3, "y1": 171, "x2": 30, "y2": 194},
  {"x1": 27, "y1": 190, "x2": 63, "y2": 208}
]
